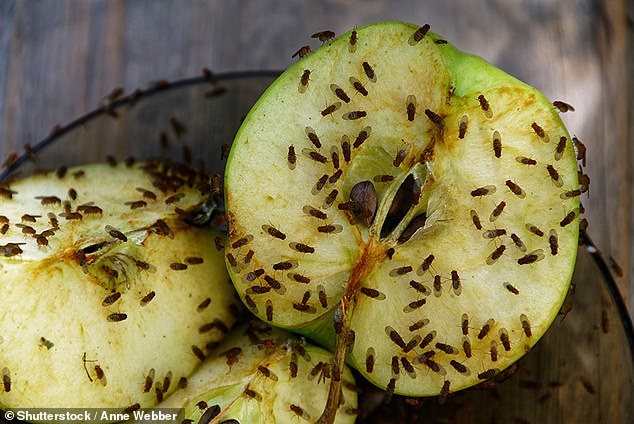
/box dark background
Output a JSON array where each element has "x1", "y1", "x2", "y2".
[{"x1": 0, "y1": 0, "x2": 632, "y2": 314}]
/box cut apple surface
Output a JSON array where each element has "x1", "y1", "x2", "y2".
[
  {"x1": 224, "y1": 20, "x2": 581, "y2": 411},
  {"x1": 159, "y1": 321, "x2": 358, "y2": 423},
  {"x1": 0, "y1": 161, "x2": 238, "y2": 415}
]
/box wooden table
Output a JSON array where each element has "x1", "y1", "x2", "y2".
[{"x1": 0, "y1": 1, "x2": 632, "y2": 422}]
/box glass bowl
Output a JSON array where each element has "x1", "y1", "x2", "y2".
[{"x1": 1, "y1": 71, "x2": 632, "y2": 424}]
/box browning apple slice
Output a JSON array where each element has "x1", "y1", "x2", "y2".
[
  {"x1": 159, "y1": 321, "x2": 358, "y2": 423},
  {"x1": 224, "y1": 21, "x2": 580, "y2": 421},
  {"x1": 0, "y1": 161, "x2": 239, "y2": 415}
]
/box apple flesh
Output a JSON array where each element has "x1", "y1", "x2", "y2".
[
  {"x1": 0, "y1": 161, "x2": 239, "y2": 417},
  {"x1": 224, "y1": 20, "x2": 580, "y2": 413}
]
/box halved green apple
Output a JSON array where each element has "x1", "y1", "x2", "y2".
[
  {"x1": 224, "y1": 21, "x2": 581, "y2": 421},
  {"x1": 0, "y1": 161, "x2": 239, "y2": 416}
]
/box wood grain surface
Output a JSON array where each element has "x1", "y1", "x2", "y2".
[{"x1": 0, "y1": 1, "x2": 632, "y2": 422}]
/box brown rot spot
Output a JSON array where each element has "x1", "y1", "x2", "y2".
[
  {"x1": 331, "y1": 84, "x2": 351, "y2": 103},
  {"x1": 409, "y1": 24, "x2": 430, "y2": 45},
  {"x1": 505, "y1": 179, "x2": 526, "y2": 198},
  {"x1": 553, "y1": 100, "x2": 575, "y2": 113},
  {"x1": 478, "y1": 94, "x2": 493, "y2": 118},
  {"x1": 471, "y1": 185, "x2": 496, "y2": 197}
]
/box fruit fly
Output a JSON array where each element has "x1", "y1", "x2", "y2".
[
  {"x1": 321, "y1": 102, "x2": 341, "y2": 117},
  {"x1": 555, "y1": 136, "x2": 567, "y2": 161},
  {"x1": 353, "y1": 127, "x2": 371, "y2": 148},
  {"x1": 409, "y1": 24, "x2": 430, "y2": 45},
  {"x1": 262, "y1": 224, "x2": 286, "y2": 240},
  {"x1": 349, "y1": 29, "x2": 358, "y2": 52},
  {"x1": 530, "y1": 121, "x2": 546, "y2": 138},
  {"x1": 424, "y1": 109, "x2": 443, "y2": 125},
  {"x1": 331, "y1": 84, "x2": 351, "y2": 103},
  {"x1": 477, "y1": 318, "x2": 494, "y2": 339},
  {"x1": 311, "y1": 30, "x2": 335, "y2": 43},
  {"x1": 287, "y1": 145, "x2": 296, "y2": 170},
  {"x1": 505, "y1": 179, "x2": 526, "y2": 198},
  {"x1": 489, "y1": 201, "x2": 506, "y2": 222},
  {"x1": 349, "y1": 76, "x2": 368, "y2": 96},
  {"x1": 362, "y1": 61, "x2": 376, "y2": 81},
  {"x1": 477, "y1": 94, "x2": 492, "y2": 118},
  {"x1": 406, "y1": 95, "x2": 417, "y2": 121},
  {"x1": 546, "y1": 164, "x2": 564, "y2": 187},
  {"x1": 291, "y1": 45, "x2": 311, "y2": 59},
  {"x1": 553, "y1": 100, "x2": 575, "y2": 113},
  {"x1": 298, "y1": 69, "x2": 310, "y2": 93},
  {"x1": 471, "y1": 185, "x2": 496, "y2": 197},
  {"x1": 504, "y1": 282, "x2": 519, "y2": 295},
  {"x1": 458, "y1": 115, "x2": 468, "y2": 139}
]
